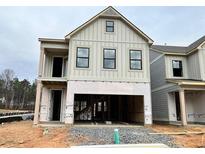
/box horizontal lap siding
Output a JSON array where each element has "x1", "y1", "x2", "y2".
[
  {"x1": 150, "y1": 54, "x2": 166, "y2": 89},
  {"x1": 149, "y1": 50, "x2": 162, "y2": 62},
  {"x1": 68, "y1": 18, "x2": 150, "y2": 82},
  {"x1": 152, "y1": 85, "x2": 179, "y2": 121}
]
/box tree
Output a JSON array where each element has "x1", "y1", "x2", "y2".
[
  {"x1": 0, "y1": 69, "x2": 15, "y2": 109},
  {"x1": 0, "y1": 69, "x2": 36, "y2": 110}
]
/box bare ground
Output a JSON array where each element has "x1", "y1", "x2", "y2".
[
  {"x1": 151, "y1": 124, "x2": 205, "y2": 148},
  {"x1": 0, "y1": 121, "x2": 85, "y2": 148},
  {"x1": 0, "y1": 121, "x2": 205, "y2": 148}
]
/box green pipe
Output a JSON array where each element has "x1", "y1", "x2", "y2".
[{"x1": 114, "y1": 128, "x2": 120, "y2": 144}]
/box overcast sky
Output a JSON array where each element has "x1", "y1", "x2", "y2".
[{"x1": 0, "y1": 6, "x2": 205, "y2": 82}]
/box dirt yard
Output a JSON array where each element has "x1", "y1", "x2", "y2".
[
  {"x1": 0, "y1": 120, "x2": 86, "y2": 148},
  {"x1": 151, "y1": 124, "x2": 205, "y2": 148},
  {"x1": 0, "y1": 121, "x2": 204, "y2": 148}
]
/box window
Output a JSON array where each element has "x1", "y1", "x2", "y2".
[
  {"x1": 106, "y1": 21, "x2": 114, "y2": 32},
  {"x1": 76, "y1": 47, "x2": 89, "y2": 68},
  {"x1": 129, "y1": 50, "x2": 142, "y2": 70},
  {"x1": 172, "y1": 60, "x2": 183, "y2": 77},
  {"x1": 103, "y1": 49, "x2": 116, "y2": 69}
]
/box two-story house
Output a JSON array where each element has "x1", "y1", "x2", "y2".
[
  {"x1": 33, "y1": 6, "x2": 154, "y2": 126},
  {"x1": 150, "y1": 36, "x2": 205, "y2": 126}
]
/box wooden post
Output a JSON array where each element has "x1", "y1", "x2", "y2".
[
  {"x1": 179, "y1": 89, "x2": 187, "y2": 126},
  {"x1": 33, "y1": 80, "x2": 42, "y2": 125}
]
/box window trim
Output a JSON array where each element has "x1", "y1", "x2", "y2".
[
  {"x1": 76, "y1": 47, "x2": 90, "y2": 68},
  {"x1": 172, "y1": 60, "x2": 183, "y2": 77},
  {"x1": 106, "y1": 21, "x2": 114, "y2": 32},
  {"x1": 103, "y1": 48, "x2": 116, "y2": 69},
  {"x1": 129, "y1": 50, "x2": 142, "y2": 70}
]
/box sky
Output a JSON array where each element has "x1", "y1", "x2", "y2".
[{"x1": 0, "y1": 6, "x2": 205, "y2": 82}]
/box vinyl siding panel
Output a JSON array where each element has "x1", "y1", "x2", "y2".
[
  {"x1": 68, "y1": 18, "x2": 150, "y2": 82},
  {"x1": 187, "y1": 51, "x2": 201, "y2": 80},
  {"x1": 152, "y1": 84, "x2": 179, "y2": 121},
  {"x1": 149, "y1": 50, "x2": 162, "y2": 62},
  {"x1": 150, "y1": 54, "x2": 166, "y2": 89}
]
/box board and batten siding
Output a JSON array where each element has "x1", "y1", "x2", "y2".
[
  {"x1": 43, "y1": 53, "x2": 53, "y2": 78},
  {"x1": 187, "y1": 51, "x2": 201, "y2": 80},
  {"x1": 198, "y1": 44, "x2": 205, "y2": 81},
  {"x1": 150, "y1": 51, "x2": 166, "y2": 89},
  {"x1": 68, "y1": 18, "x2": 150, "y2": 82},
  {"x1": 165, "y1": 55, "x2": 188, "y2": 79}
]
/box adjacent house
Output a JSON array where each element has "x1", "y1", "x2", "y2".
[
  {"x1": 150, "y1": 36, "x2": 205, "y2": 125},
  {"x1": 33, "y1": 6, "x2": 154, "y2": 125}
]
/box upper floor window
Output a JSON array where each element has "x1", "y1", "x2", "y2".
[
  {"x1": 172, "y1": 60, "x2": 183, "y2": 77},
  {"x1": 129, "y1": 50, "x2": 142, "y2": 70},
  {"x1": 106, "y1": 21, "x2": 114, "y2": 32},
  {"x1": 76, "y1": 47, "x2": 89, "y2": 68},
  {"x1": 103, "y1": 49, "x2": 116, "y2": 69}
]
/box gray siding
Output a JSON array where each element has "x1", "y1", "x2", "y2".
[
  {"x1": 187, "y1": 51, "x2": 201, "y2": 80},
  {"x1": 150, "y1": 54, "x2": 166, "y2": 89},
  {"x1": 149, "y1": 50, "x2": 162, "y2": 62},
  {"x1": 152, "y1": 84, "x2": 179, "y2": 121}
]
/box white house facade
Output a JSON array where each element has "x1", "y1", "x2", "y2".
[{"x1": 33, "y1": 6, "x2": 154, "y2": 125}]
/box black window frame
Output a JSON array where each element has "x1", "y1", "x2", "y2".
[
  {"x1": 129, "y1": 50, "x2": 142, "y2": 70},
  {"x1": 76, "y1": 47, "x2": 90, "y2": 68},
  {"x1": 103, "y1": 48, "x2": 116, "y2": 69},
  {"x1": 172, "y1": 60, "x2": 183, "y2": 77},
  {"x1": 106, "y1": 21, "x2": 114, "y2": 32}
]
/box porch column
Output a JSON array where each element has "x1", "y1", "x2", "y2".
[
  {"x1": 179, "y1": 89, "x2": 187, "y2": 126},
  {"x1": 33, "y1": 80, "x2": 42, "y2": 125},
  {"x1": 65, "y1": 81, "x2": 74, "y2": 124},
  {"x1": 38, "y1": 47, "x2": 44, "y2": 77}
]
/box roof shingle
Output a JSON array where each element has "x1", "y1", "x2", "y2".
[{"x1": 151, "y1": 35, "x2": 205, "y2": 54}]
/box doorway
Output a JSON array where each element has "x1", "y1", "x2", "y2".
[
  {"x1": 175, "y1": 92, "x2": 181, "y2": 121},
  {"x1": 52, "y1": 57, "x2": 63, "y2": 77},
  {"x1": 51, "y1": 90, "x2": 62, "y2": 121}
]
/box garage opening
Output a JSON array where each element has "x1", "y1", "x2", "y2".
[
  {"x1": 51, "y1": 90, "x2": 62, "y2": 121},
  {"x1": 52, "y1": 57, "x2": 63, "y2": 77},
  {"x1": 74, "y1": 94, "x2": 144, "y2": 124}
]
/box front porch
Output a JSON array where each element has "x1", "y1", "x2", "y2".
[{"x1": 167, "y1": 79, "x2": 205, "y2": 126}]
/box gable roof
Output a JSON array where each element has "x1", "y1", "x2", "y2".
[
  {"x1": 187, "y1": 35, "x2": 205, "y2": 52},
  {"x1": 151, "y1": 35, "x2": 205, "y2": 55},
  {"x1": 65, "y1": 6, "x2": 153, "y2": 44}
]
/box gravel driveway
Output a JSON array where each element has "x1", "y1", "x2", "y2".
[{"x1": 70, "y1": 126, "x2": 178, "y2": 147}]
